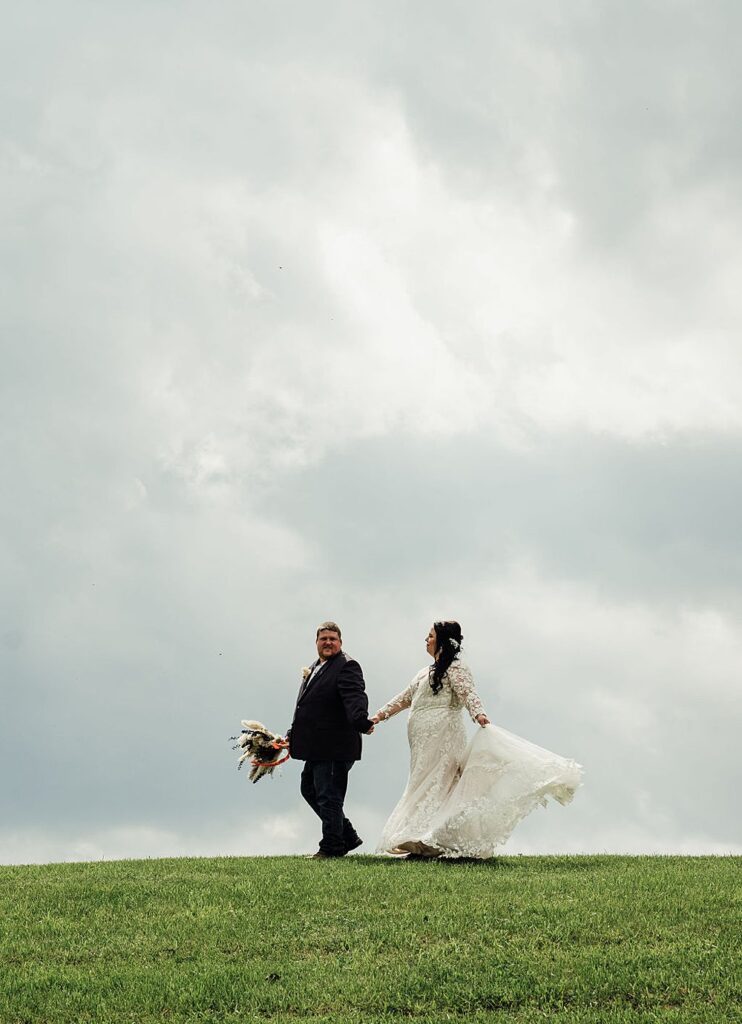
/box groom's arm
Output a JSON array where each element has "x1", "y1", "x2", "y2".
[{"x1": 337, "y1": 658, "x2": 375, "y2": 734}]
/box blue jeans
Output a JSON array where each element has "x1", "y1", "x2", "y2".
[{"x1": 300, "y1": 760, "x2": 360, "y2": 855}]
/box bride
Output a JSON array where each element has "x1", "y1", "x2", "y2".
[{"x1": 371, "y1": 620, "x2": 583, "y2": 859}]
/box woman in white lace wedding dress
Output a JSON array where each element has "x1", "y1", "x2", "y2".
[{"x1": 371, "y1": 621, "x2": 583, "y2": 859}]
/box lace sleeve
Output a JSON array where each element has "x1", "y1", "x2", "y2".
[
  {"x1": 448, "y1": 662, "x2": 486, "y2": 722},
  {"x1": 374, "y1": 676, "x2": 419, "y2": 722}
]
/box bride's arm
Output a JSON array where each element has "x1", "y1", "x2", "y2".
[
  {"x1": 371, "y1": 678, "x2": 418, "y2": 723},
  {"x1": 448, "y1": 662, "x2": 490, "y2": 726}
]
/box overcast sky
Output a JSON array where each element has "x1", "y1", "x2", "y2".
[{"x1": 2, "y1": 1, "x2": 741, "y2": 864}]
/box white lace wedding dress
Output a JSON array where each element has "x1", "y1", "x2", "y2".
[{"x1": 375, "y1": 662, "x2": 583, "y2": 859}]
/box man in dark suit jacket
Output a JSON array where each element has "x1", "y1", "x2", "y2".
[{"x1": 288, "y1": 621, "x2": 375, "y2": 858}]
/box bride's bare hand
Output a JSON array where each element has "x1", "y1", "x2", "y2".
[{"x1": 476, "y1": 714, "x2": 490, "y2": 727}]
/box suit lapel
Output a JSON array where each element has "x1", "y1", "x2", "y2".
[
  {"x1": 296, "y1": 652, "x2": 344, "y2": 704},
  {"x1": 296, "y1": 659, "x2": 317, "y2": 703}
]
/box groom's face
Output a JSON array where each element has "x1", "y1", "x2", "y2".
[{"x1": 316, "y1": 630, "x2": 342, "y2": 661}]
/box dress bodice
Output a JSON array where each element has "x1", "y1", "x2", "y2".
[{"x1": 376, "y1": 662, "x2": 485, "y2": 723}]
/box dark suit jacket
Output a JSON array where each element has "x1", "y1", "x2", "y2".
[{"x1": 288, "y1": 651, "x2": 373, "y2": 761}]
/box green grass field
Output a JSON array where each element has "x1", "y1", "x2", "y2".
[{"x1": 1, "y1": 855, "x2": 739, "y2": 1024}]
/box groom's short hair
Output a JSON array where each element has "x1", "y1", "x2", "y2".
[{"x1": 316, "y1": 620, "x2": 342, "y2": 639}]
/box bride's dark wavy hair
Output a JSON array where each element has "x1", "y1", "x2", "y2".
[{"x1": 429, "y1": 620, "x2": 463, "y2": 695}]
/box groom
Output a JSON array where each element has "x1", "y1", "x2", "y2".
[{"x1": 287, "y1": 621, "x2": 375, "y2": 858}]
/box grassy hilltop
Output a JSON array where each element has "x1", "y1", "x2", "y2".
[{"x1": 1, "y1": 855, "x2": 739, "y2": 1024}]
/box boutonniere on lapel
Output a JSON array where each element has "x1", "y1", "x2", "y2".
[{"x1": 301, "y1": 667, "x2": 312, "y2": 682}]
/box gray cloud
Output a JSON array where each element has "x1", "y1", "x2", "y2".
[
  {"x1": 259, "y1": 433, "x2": 742, "y2": 603},
  {"x1": 2, "y1": 1, "x2": 741, "y2": 861},
  {"x1": 3, "y1": 432, "x2": 740, "y2": 853}
]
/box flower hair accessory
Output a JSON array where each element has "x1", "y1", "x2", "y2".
[{"x1": 448, "y1": 638, "x2": 461, "y2": 650}]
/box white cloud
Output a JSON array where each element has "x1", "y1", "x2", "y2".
[
  {"x1": 2, "y1": 1, "x2": 741, "y2": 865},
  {"x1": 0, "y1": 803, "x2": 394, "y2": 866},
  {"x1": 0, "y1": 818, "x2": 303, "y2": 867},
  {"x1": 508, "y1": 823, "x2": 742, "y2": 857},
  {"x1": 3, "y1": 807, "x2": 739, "y2": 867},
  {"x1": 134, "y1": 109, "x2": 742, "y2": 481}
]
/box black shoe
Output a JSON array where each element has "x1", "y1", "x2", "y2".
[
  {"x1": 311, "y1": 850, "x2": 344, "y2": 859},
  {"x1": 344, "y1": 836, "x2": 363, "y2": 854}
]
